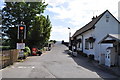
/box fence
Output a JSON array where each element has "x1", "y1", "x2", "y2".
[{"x1": 0, "y1": 49, "x2": 19, "y2": 69}]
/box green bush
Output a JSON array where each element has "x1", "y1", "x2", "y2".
[
  {"x1": 24, "y1": 46, "x2": 31, "y2": 56},
  {"x1": 81, "y1": 53, "x2": 88, "y2": 57},
  {"x1": 49, "y1": 40, "x2": 56, "y2": 43},
  {"x1": 88, "y1": 54, "x2": 94, "y2": 60},
  {"x1": 53, "y1": 40, "x2": 56, "y2": 43},
  {"x1": 0, "y1": 46, "x2": 11, "y2": 50},
  {"x1": 61, "y1": 40, "x2": 64, "y2": 44}
]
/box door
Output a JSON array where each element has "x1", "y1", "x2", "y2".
[{"x1": 105, "y1": 49, "x2": 111, "y2": 67}]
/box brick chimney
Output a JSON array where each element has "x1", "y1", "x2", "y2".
[{"x1": 92, "y1": 16, "x2": 95, "y2": 20}]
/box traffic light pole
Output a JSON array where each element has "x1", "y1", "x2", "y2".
[
  {"x1": 17, "y1": 23, "x2": 26, "y2": 50},
  {"x1": 21, "y1": 39, "x2": 23, "y2": 43}
]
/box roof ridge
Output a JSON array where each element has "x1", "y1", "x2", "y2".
[{"x1": 72, "y1": 10, "x2": 109, "y2": 38}]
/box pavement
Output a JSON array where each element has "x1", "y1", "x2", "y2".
[
  {"x1": 78, "y1": 53, "x2": 120, "y2": 77},
  {"x1": 68, "y1": 50, "x2": 120, "y2": 77},
  {"x1": 95, "y1": 63, "x2": 120, "y2": 77},
  {"x1": 67, "y1": 49, "x2": 120, "y2": 77},
  {"x1": 1, "y1": 41, "x2": 119, "y2": 79}
]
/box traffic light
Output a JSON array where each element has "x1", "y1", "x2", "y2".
[{"x1": 18, "y1": 25, "x2": 26, "y2": 39}]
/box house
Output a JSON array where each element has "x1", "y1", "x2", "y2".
[{"x1": 71, "y1": 10, "x2": 120, "y2": 66}]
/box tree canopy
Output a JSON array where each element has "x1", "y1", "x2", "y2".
[
  {"x1": 2, "y1": 2, "x2": 47, "y2": 28},
  {"x1": 28, "y1": 15, "x2": 52, "y2": 48},
  {"x1": 2, "y1": 1, "x2": 52, "y2": 49}
]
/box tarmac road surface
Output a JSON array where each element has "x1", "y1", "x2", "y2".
[{"x1": 1, "y1": 42, "x2": 119, "y2": 79}]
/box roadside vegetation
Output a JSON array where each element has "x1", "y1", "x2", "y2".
[
  {"x1": 1, "y1": 1, "x2": 53, "y2": 65},
  {"x1": 0, "y1": 46, "x2": 11, "y2": 50},
  {"x1": 2, "y1": 1, "x2": 52, "y2": 50}
]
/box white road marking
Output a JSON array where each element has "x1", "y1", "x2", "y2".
[{"x1": 17, "y1": 66, "x2": 35, "y2": 69}]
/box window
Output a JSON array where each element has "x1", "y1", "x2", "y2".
[
  {"x1": 85, "y1": 39, "x2": 89, "y2": 50},
  {"x1": 78, "y1": 42, "x2": 80, "y2": 48},
  {"x1": 118, "y1": 43, "x2": 120, "y2": 55},
  {"x1": 106, "y1": 15, "x2": 109, "y2": 22},
  {"x1": 77, "y1": 42, "x2": 81, "y2": 50},
  {"x1": 90, "y1": 42, "x2": 94, "y2": 49},
  {"x1": 77, "y1": 39, "x2": 81, "y2": 48}
]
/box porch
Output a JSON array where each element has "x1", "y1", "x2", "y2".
[{"x1": 99, "y1": 34, "x2": 120, "y2": 67}]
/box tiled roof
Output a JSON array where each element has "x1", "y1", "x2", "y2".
[
  {"x1": 108, "y1": 34, "x2": 120, "y2": 41},
  {"x1": 99, "y1": 34, "x2": 120, "y2": 43}
]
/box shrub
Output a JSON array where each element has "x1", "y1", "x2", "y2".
[
  {"x1": 83, "y1": 53, "x2": 88, "y2": 57},
  {"x1": 53, "y1": 40, "x2": 56, "y2": 43},
  {"x1": 24, "y1": 46, "x2": 31, "y2": 56},
  {"x1": 61, "y1": 40, "x2": 64, "y2": 44},
  {"x1": 88, "y1": 54, "x2": 94, "y2": 60},
  {"x1": 0, "y1": 46, "x2": 11, "y2": 50}
]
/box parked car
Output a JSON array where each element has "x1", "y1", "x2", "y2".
[
  {"x1": 32, "y1": 48, "x2": 38, "y2": 56},
  {"x1": 32, "y1": 48, "x2": 43, "y2": 56},
  {"x1": 36, "y1": 50, "x2": 42, "y2": 56}
]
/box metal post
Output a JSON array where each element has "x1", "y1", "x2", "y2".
[{"x1": 68, "y1": 27, "x2": 71, "y2": 49}]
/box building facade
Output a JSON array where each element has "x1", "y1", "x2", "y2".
[{"x1": 72, "y1": 10, "x2": 120, "y2": 66}]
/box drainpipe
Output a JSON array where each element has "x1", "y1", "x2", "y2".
[{"x1": 82, "y1": 35, "x2": 84, "y2": 52}]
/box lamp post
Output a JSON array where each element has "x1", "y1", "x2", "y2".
[{"x1": 68, "y1": 27, "x2": 71, "y2": 50}]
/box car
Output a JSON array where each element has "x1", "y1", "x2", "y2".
[
  {"x1": 32, "y1": 48, "x2": 37, "y2": 56},
  {"x1": 36, "y1": 50, "x2": 42, "y2": 56}
]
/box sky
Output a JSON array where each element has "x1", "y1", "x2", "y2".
[{"x1": 0, "y1": 0, "x2": 120, "y2": 41}]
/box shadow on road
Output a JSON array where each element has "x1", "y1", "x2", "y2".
[{"x1": 63, "y1": 50, "x2": 118, "y2": 78}]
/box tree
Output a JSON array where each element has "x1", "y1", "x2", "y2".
[
  {"x1": 2, "y1": 2, "x2": 47, "y2": 28},
  {"x1": 5, "y1": 27, "x2": 18, "y2": 48},
  {"x1": 2, "y1": 1, "x2": 52, "y2": 48},
  {"x1": 28, "y1": 15, "x2": 52, "y2": 48}
]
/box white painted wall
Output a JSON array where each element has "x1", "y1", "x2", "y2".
[
  {"x1": 76, "y1": 11, "x2": 119, "y2": 62},
  {"x1": 94, "y1": 11, "x2": 119, "y2": 61},
  {"x1": 82, "y1": 29, "x2": 95, "y2": 56}
]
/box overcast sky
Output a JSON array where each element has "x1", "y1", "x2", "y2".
[{"x1": 1, "y1": 0, "x2": 120, "y2": 41}]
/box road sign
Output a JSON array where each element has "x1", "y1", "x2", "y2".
[{"x1": 17, "y1": 43, "x2": 25, "y2": 49}]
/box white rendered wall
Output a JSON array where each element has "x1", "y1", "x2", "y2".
[
  {"x1": 75, "y1": 11, "x2": 119, "y2": 61},
  {"x1": 94, "y1": 11, "x2": 119, "y2": 61},
  {"x1": 82, "y1": 29, "x2": 95, "y2": 56}
]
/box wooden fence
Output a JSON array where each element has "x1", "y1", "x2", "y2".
[{"x1": 0, "y1": 49, "x2": 19, "y2": 69}]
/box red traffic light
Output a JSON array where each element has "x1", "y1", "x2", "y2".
[
  {"x1": 20, "y1": 26, "x2": 24, "y2": 30},
  {"x1": 18, "y1": 25, "x2": 26, "y2": 39}
]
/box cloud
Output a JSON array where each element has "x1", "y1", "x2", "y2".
[
  {"x1": 45, "y1": 0, "x2": 69, "y2": 7},
  {"x1": 50, "y1": 25, "x2": 79, "y2": 41},
  {"x1": 46, "y1": 0, "x2": 119, "y2": 26},
  {"x1": 45, "y1": 0, "x2": 119, "y2": 41},
  {"x1": 50, "y1": 26, "x2": 69, "y2": 41},
  {"x1": 0, "y1": 0, "x2": 5, "y2": 9}
]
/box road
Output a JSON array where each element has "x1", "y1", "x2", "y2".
[{"x1": 1, "y1": 42, "x2": 118, "y2": 78}]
